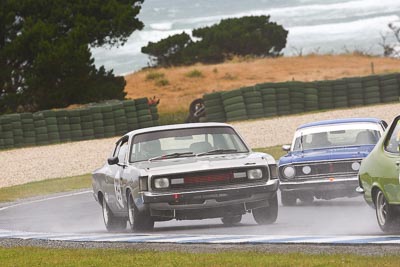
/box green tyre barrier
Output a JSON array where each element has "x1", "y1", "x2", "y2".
[
  {"x1": 364, "y1": 97, "x2": 381, "y2": 105},
  {"x1": 226, "y1": 115, "x2": 248, "y2": 122},
  {"x1": 138, "y1": 115, "x2": 152, "y2": 123},
  {"x1": 204, "y1": 98, "x2": 223, "y2": 107},
  {"x1": 70, "y1": 124, "x2": 82, "y2": 131},
  {"x1": 69, "y1": 116, "x2": 81, "y2": 124},
  {"x1": 135, "y1": 97, "x2": 148, "y2": 105},
  {"x1": 137, "y1": 109, "x2": 150, "y2": 117},
  {"x1": 221, "y1": 90, "x2": 242, "y2": 100},
  {"x1": 245, "y1": 103, "x2": 263, "y2": 110},
  {"x1": 222, "y1": 96, "x2": 244, "y2": 106},
  {"x1": 381, "y1": 96, "x2": 399, "y2": 103},
  {"x1": 203, "y1": 92, "x2": 221, "y2": 101},
  {"x1": 139, "y1": 121, "x2": 154, "y2": 128},
  {"x1": 136, "y1": 103, "x2": 149, "y2": 110},
  {"x1": 122, "y1": 100, "x2": 136, "y2": 107},
  {"x1": 206, "y1": 105, "x2": 225, "y2": 114},
  {"x1": 127, "y1": 117, "x2": 139, "y2": 125},
  {"x1": 226, "y1": 109, "x2": 247, "y2": 118},
  {"x1": 102, "y1": 112, "x2": 114, "y2": 120},
  {"x1": 244, "y1": 97, "x2": 262, "y2": 105}
]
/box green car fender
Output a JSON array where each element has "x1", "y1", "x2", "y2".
[{"x1": 359, "y1": 125, "x2": 400, "y2": 205}]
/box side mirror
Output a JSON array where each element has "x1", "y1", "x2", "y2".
[
  {"x1": 282, "y1": 145, "x2": 291, "y2": 152},
  {"x1": 108, "y1": 156, "x2": 119, "y2": 165}
]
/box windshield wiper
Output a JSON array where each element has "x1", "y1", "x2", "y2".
[
  {"x1": 148, "y1": 152, "x2": 194, "y2": 161},
  {"x1": 196, "y1": 149, "x2": 237, "y2": 156}
]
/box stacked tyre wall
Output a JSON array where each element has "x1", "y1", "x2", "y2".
[
  {"x1": 204, "y1": 73, "x2": 400, "y2": 122},
  {"x1": 0, "y1": 98, "x2": 159, "y2": 150}
]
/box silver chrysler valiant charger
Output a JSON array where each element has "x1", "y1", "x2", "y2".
[{"x1": 92, "y1": 122, "x2": 279, "y2": 232}]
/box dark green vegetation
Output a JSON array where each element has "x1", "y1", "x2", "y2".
[
  {"x1": 1, "y1": 247, "x2": 400, "y2": 266},
  {"x1": 203, "y1": 73, "x2": 400, "y2": 122},
  {"x1": 0, "y1": 0, "x2": 144, "y2": 114},
  {"x1": 0, "y1": 174, "x2": 91, "y2": 203},
  {"x1": 141, "y1": 16, "x2": 288, "y2": 67}
]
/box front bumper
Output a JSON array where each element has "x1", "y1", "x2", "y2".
[
  {"x1": 140, "y1": 179, "x2": 279, "y2": 219},
  {"x1": 279, "y1": 176, "x2": 358, "y2": 193}
]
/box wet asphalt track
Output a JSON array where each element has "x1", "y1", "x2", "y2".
[{"x1": 0, "y1": 190, "x2": 384, "y2": 237}]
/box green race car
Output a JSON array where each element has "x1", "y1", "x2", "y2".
[{"x1": 358, "y1": 115, "x2": 400, "y2": 232}]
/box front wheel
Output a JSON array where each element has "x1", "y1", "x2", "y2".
[
  {"x1": 127, "y1": 191, "x2": 154, "y2": 232},
  {"x1": 375, "y1": 190, "x2": 400, "y2": 232},
  {"x1": 252, "y1": 194, "x2": 278, "y2": 225},
  {"x1": 102, "y1": 196, "x2": 127, "y2": 232}
]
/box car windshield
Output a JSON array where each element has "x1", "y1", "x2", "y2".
[
  {"x1": 292, "y1": 123, "x2": 382, "y2": 151},
  {"x1": 130, "y1": 126, "x2": 249, "y2": 162}
]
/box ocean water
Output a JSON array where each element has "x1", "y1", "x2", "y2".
[{"x1": 91, "y1": 0, "x2": 400, "y2": 75}]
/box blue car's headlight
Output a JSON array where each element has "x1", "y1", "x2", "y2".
[
  {"x1": 283, "y1": 166, "x2": 296, "y2": 179},
  {"x1": 302, "y1": 165, "x2": 311, "y2": 175}
]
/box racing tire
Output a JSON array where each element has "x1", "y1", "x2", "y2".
[
  {"x1": 375, "y1": 190, "x2": 400, "y2": 233},
  {"x1": 281, "y1": 191, "x2": 297, "y2": 206},
  {"x1": 102, "y1": 196, "x2": 127, "y2": 232},
  {"x1": 127, "y1": 191, "x2": 154, "y2": 232},
  {"x1": 221, "y1": 215, "x2": 242, "y2": 226},
  {"x1": 252, "y1": 194, "x2": 278, "y2": 225}
]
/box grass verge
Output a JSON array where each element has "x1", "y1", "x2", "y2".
[
  {"x1": 0, "y1": 248, "x2": 399, "y2": 266},
  {"x1": 0, "y1": 174, "x2": 91, "y2": 203}
]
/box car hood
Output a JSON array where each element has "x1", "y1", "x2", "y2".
[
  {"x1": 132, "y1": 152, "x2": 273, "y2": 177},
  {"x1": 278, "y1": 145, "x2": 375, "y2": 166}
]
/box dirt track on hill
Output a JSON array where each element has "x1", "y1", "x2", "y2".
[{"x1": 0, "y1": 102, "x2": 399, "y2": 188}]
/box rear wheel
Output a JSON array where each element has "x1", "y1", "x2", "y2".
[
  {"x1": 375, "y1": 190, "x2": 400, "y2": 232},
  {"x1": 221, "y1": 215, "x2": 242, "y2": 226},
  {"x1": 281, "y1": 191, "x2": 297, "y2": 206},
  {"x1": 127, "y1": 191, "x2": 154, "y2": 232},
  {"x1": 102, "y1": 196, "x2": 126, "y2": 232},
  {"x1": 252, "y1": 194, "x2": 278, "y2": 225}
]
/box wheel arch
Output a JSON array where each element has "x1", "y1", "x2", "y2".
[
  {"x1": 97, "y1": 190, "x2": 104, "y2": 205},
  {"x1": 371, "y1": 183, "x2": 386, "y2": 207}
]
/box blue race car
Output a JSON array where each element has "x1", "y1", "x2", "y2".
[{"x1": 278, "y1": 118, "x2": 387, "y2": 206}]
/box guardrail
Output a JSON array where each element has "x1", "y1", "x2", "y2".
[
  {"x1": 0, "y1": 98, "x2": 159, "y2": 150},
  {"x1": 203, "y1": 73, "x2": 400, "y2": 122}
]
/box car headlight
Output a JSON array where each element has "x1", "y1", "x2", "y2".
[
  {"x1": 154, "y1": 178, "x2": 170, "y2": 189},
  {"x1": 351, "y1": 162, "x2": 360, "y2": 171},
  {"x1": 302, "y1": 165, "x2": 311, "y2": 175},
  {"x1": 247, "y1": 169, "x2": 263, "y2": 179},
  {"x1": 283, "y1": 166, "x2": 296, "y2": 179}
]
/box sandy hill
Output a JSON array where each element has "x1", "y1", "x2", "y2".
[{"x1": 124, "y1": 55, "x2": 400, "y2": 113}]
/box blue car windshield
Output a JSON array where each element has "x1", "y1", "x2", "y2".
[{"x1": 293, "y1": 128, "x2": 381, "y2": 151}]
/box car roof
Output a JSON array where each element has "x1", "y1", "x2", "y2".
[
  {"x1": 125, "y1": 122, "x2": 233, "y2": 137},
  {"x1": 297, "y1": 117, "x2": 383, "y2": 130}
]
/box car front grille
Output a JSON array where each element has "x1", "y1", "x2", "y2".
[
  {"x1": 280, "y1": 160, "x2": 361, "y2": 180},
  {"x1": 152, "y1": 168, "x2": 268, "y2": 191}
]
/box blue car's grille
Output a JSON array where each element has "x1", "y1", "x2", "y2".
[{"x1": 280, "y1": 160, "x2": 361, "y2": 179}]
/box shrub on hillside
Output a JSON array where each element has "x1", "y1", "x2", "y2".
[{"x1": 141, "y1": 15, "x2": 288, "y2": 67}]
